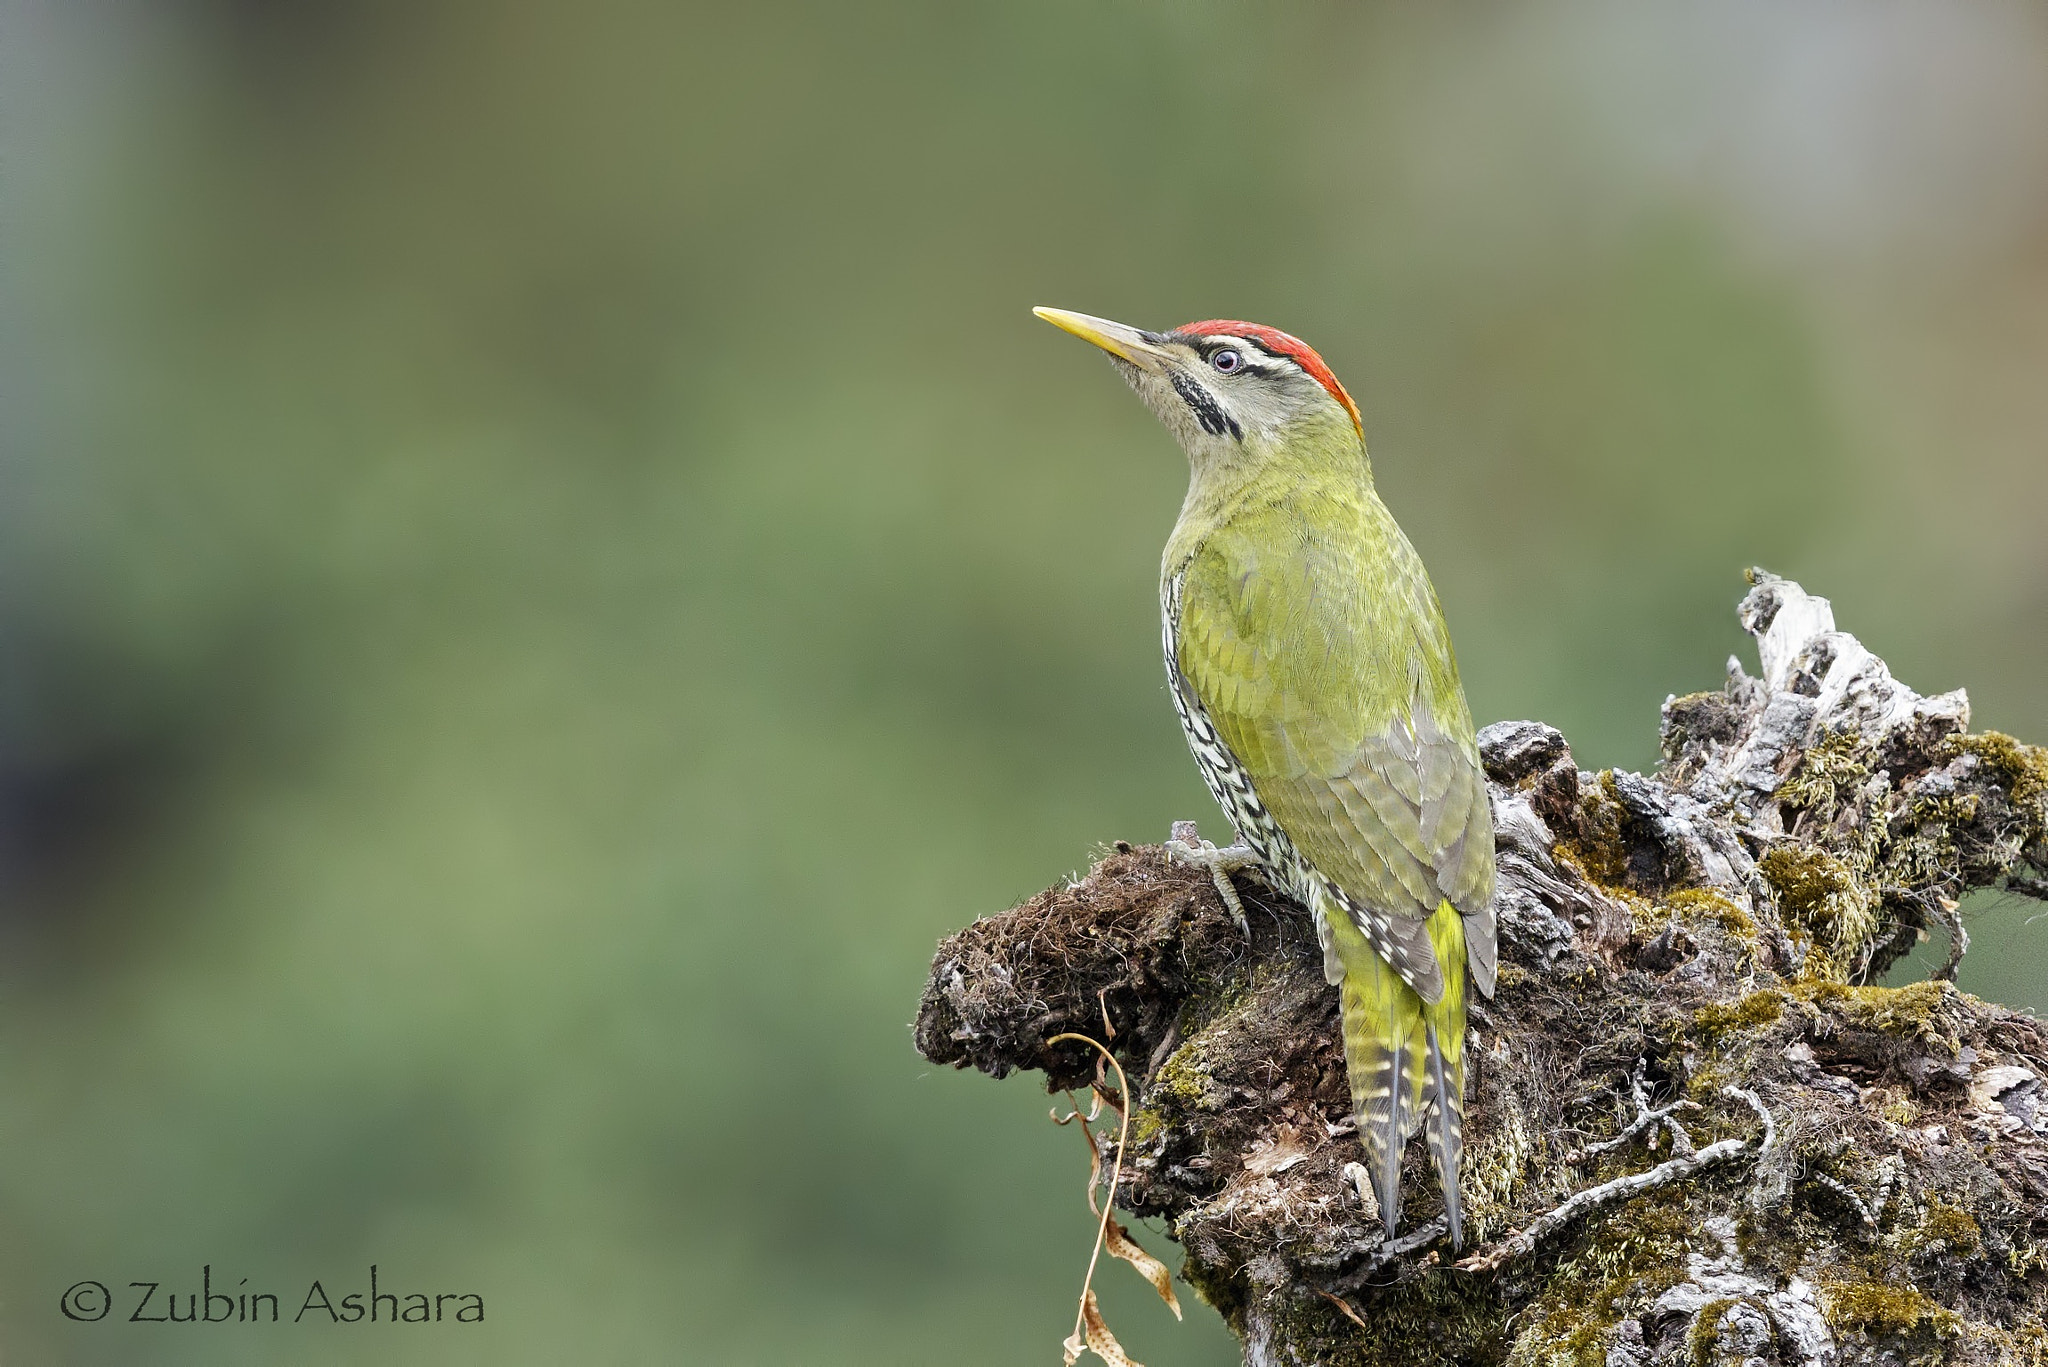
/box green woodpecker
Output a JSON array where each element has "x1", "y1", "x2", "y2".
[{"x1": 1035, "y1": 307, "x2": 1497, "y2": 1247}]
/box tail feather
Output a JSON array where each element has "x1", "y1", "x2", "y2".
[
  {"x1": 1328, "y1": 892, "x2": 1472, "y2": 1248},
  {"x1": 1424, "y1": 1024, "x2": 1464, "y2": 1249},
  {"x1": 1329, "y1": 901, "x2": 1425, "y2": 1238},
  {"x1": 1421, "y1": 901, "x2": 1470, "y2": 1250},
  {"x1": 1341, "y1": 960, "x2": 1421, "y2": 1238}
]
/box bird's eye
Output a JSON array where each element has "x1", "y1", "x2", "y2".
[{"x1": 1210, "y1": 348, "x2": 1243, "y2": 374}]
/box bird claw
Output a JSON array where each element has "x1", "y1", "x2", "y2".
[{"x1": 1164, "y1": 826, "x2": 1261, "y2": 935}]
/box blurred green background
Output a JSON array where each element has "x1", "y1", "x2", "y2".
[{"x1": 2, "y1": 2, "x2": 2044, "y2": 1363}]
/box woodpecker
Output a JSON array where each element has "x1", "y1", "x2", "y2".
[{"x1": 1034, "y1": 307, "x2": 1497, "y2": 1247}]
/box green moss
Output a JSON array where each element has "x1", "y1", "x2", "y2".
[
  {"x1": 1139, "y1": 961, "x2": 1289, "y2": 1128},
  {"x1": 1175, "y1": 1250, "x2": 1247, "y2": 1332},
  {"x1": 1950, "y1": 730, "x2": 2048, "y2": 808},
  {"x1": 1820, "y1": 1280, "x2": 1961, "y2": 1339},
  {"x1": 1791, "y1": 979, "x2": 1958, "y2": 1049},
  {"x1": 1550, "y1": 838, "x2": 1656, "y2": 933},
  {"x1": 2006, "y1": 1238, "x2": 2048, "y2": 1279},
  {"x1": 1982, "y1": 1324, "x2": 2048, "y2": 1367},
  {"x1": 1239, "y1": 1270, "x2": 1509, "y2": 1367},
  {"x1": 1881, "y1": 794, "x2": 1972, "y2": 892},
  {"x1": 1907, "y1": 1198, "x2": 1982, "y2": 1258},
  {"x1": 1683, "y1": 1058, "x2": 1735, "y2": 1096},
  {"x1": 1779, "y1": 729, "x2": 1873, "y2": 818},
  {"x1": 1759, "y1": 844, "x2": 1874, "y2": 981},
  {"x1": 1759, "y1": 844, "x2": 1862, "y2": 930},
  {"x1": 1462, "y1": 1109, "x2": 1536, "y2": 1246},
  {"x1": 1506, "y1": 1196, "x2": 1697, "y2": 1367},
  {"x1": 1289, "y1": 1272, "x2": 1508, "y2": 1367},
  {"x1": 1665, "y1": 888, "x2": 1757, "y2": 941},
  {"x1": 1310, "y1": 1270, "x2": 1507, "y2": 1367},
  {"x1": 1179, "y1": 955, "x2": 1261, "y2": 1024},
  {"x1": 1864, "y1": 1085, "x2": 1919, "y2": 1127},
  {"x1": 1690, "y1": 990, "x2": 1785, "y2": 1044},
  {"x1": 1561, "y1": 773, "x2": 1634, "y2": 891},
  {"x1": 1551, "y1": 834, "x2": 1623, "y2": 897},
  {"x1": 1685, "y1": 1297, "x2": 1741, "y2": 1367},
  {"x1": 1142, "y1": 1042, "x2": 1224, "y2": 1118}
]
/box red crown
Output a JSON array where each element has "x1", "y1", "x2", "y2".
[{"x1": 1176, "y1": 320, "x2": 1362, "y2": 436}]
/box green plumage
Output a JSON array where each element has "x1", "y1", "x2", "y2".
[
  {"x1": 1032, "y1": 306, "x2": 1496, "y2": 1247},
  {"x1": 1167, "y1": 465, "x2": 1493, "y2": 1245}
]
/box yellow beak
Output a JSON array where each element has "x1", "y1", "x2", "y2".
[{"x1": 1032, "y1": 306, "x2": 1171, "y2": 370}]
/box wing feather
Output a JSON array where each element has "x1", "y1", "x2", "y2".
[{"x1": 1173, "y1": 496, "x2": 1496, "y2": 1000}]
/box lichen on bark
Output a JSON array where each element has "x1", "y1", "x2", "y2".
[{"x1": 915, "y1": 571, "x2": 2048, "y2": 1366}]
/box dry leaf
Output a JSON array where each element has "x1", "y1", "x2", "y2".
[
  {"x1": 1047, "y1": 1032, "x2": 1176, "y2": 1367},
  {"x1": 1242, "y1": 1131, "x2": 1311, "y2": 1177},
  {"x1": 1052, "y1": 1089, "x2": 1104, "y2": 1128},
  {"x1": 1078, "y1": 1289, "x2": 1142, "y2": 1367},
  {"x1": 1079, "y1": 1121, "x2": 1105, "y2": 1214},
  {"x1": 1315, "y1": 1288, "x2": 1369, "y2": 1331},
  {"x1": 1105, "y1": 1218, "x2": 1182, "y2": 1320}
]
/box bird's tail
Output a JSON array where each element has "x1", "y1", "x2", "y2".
[
  {"x1": 1421, "y1": 900, "x2": 1469, "y2": 1250},
  {"x1": 1330, "y1": 896, "x2": 1469, "y2": 1248}
]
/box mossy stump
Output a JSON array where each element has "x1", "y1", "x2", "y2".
[{"x1": 916, "y1": 572, "x2": 2048, "y2": 1367}]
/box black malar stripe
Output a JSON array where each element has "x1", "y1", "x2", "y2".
[{"x1": 1169, "y1": 372, "x2": 1242, "y2": 440}]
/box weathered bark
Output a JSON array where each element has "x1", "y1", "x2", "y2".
[{"x1": 915, "y1": 571, "x2": 2048, "y2": 1366}]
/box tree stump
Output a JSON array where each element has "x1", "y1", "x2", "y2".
[{"x1": 915, "y1": 571, "x2": 2048, "y2": 1366}]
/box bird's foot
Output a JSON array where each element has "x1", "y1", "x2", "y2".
[{"x1": 1164, "y1": 822, "x2": 1261, "y2": 935}]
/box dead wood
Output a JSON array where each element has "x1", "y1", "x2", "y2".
[{"x1": 915, "y1": 571, "x2": 2048, "y2": 1367}]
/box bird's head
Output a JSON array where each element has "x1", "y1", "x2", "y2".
[{"x1": 1033, "y1": 307, "x2": 1364, "y2": 474}]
